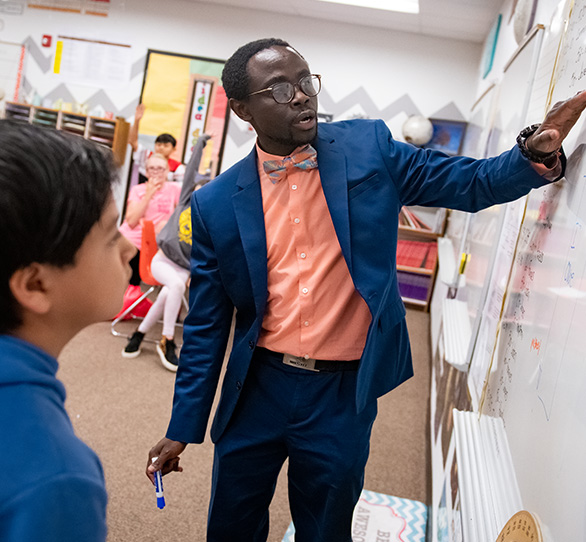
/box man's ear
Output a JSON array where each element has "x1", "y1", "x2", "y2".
[
  {"x1": 9, "y1": 263, "x2": 53, "y2": 316},
  {"x1": 229, "y1": 98, "x2": 253, "y2": 123}
]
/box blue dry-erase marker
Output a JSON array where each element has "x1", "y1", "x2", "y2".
[{"x1": 152, "y1": 457, "x2": 165, "y2": 509}]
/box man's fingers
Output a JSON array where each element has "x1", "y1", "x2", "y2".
[
  {"x1": 146, "y1": 439, "x2": 187, "y2": 482},
  {"x1": 528, "y1": 91, "x2": 586, "y2": 154},
  {"x1": 161, "y1": 457, "x2": 182, "y2": 476}
]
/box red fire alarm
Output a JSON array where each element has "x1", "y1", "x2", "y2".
[{"x1": 41, "y1": 35, "x2": 52, "y2": 48}]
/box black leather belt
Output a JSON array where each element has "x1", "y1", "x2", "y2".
[{"x1": 254, "y1": 347, "x2": 359, "y2": 372}]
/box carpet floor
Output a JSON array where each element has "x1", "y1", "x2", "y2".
[{"x1": 57, "y1": 308, "x2": 431, "y2": 541}]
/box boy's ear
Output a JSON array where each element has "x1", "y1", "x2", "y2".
[
  {"x1": 9, "y1": 263, "x2": 53, "y2": 316},
  {"x1": 229, "y1": 98, "x2": 253, "y2": 123}
]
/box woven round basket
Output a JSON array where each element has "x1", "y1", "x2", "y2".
[{"x1": 497, "y1": 510, "x2": 543, "y2": 542}]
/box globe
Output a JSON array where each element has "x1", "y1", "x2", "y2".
[{"x1": 402, "y1": 115, "x2": 434, "y2": 146}]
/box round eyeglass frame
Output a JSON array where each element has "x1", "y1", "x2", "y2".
[{"x1": 247, "y1": 74, "x2": 322, "y2": 104}]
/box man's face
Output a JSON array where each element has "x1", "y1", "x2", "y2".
[{"x1": 235, "y1": 46, "x2": 318, "y2": 156}]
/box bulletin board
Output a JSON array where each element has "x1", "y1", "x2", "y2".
[
  {"x1": 479, "y1": 0, "x2": 586, "y2": 539},
  {"x1": 0, "y1": 40, "x2": 26, "y2": 102},
  {"x1": 139, "y1": 49, "x2": 230, "y2": 176}
]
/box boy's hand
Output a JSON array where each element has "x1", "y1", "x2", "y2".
[
  {"x1": 146, "y1": 438, "x2": 186, "y2": 484},
  {"x1": 527, "y1": 90, "x2": 586, "y2": 156}
]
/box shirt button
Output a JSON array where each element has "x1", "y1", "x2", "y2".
[
  {"x1": 304, "y1": 321, "x2": 310, "y2": 327},
  {"x1": 300, "y1": 252, "x2": 307, "y2": 259},
  {"x1": 302, "y1": 287, "x2": 309, "y2": 294},
  {"x1": 294, "y1": 218, "x2": 300, "y2": 224},
  {"x1": 303, "y1": 354, "x2": 310, "y2": 360},
  {"x1": 291, "y1": 184, "x2": 298, "y2": 190}
]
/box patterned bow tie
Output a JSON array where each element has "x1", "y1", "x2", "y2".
[{"x1": 263, "y1": 144, "x2": 318, "y2": 184}]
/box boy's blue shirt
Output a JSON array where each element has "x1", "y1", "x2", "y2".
[{"x1": 0, "y1": 335, "x2": 107, "y2": 542}]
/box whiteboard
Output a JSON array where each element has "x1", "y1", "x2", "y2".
[
  {"x1": 442, "y1": 83, "x2": 499, "y2": 291},
  {"x1": 480, "y1": 0, "x2": 586, "y2": 539},
  {"x1": 454, "y1": 26, "x2": 545, "y2": 399}
]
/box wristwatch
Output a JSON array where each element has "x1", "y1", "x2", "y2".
[{"x1": 516, "y1": 124, "x2": 559, "y2": 167}]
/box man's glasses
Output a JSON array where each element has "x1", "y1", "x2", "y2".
[
  {"x1": 248, "y1": 74, "x2": 322, "y2": 104},
  {"x1": 146, "y1": 166, "x2": 166, "y2": 173}
]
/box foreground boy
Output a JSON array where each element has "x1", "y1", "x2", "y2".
[{"x1": 0, "y1": 120, "x2": 135, "y2": 541}]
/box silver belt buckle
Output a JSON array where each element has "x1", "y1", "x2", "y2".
[{"x1": 282, "y1": 353, "x2": 319, "y2": 372}]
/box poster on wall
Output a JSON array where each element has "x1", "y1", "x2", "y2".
[
  {"x1": 183, "y1": 79, "x2": 213, "y2": 164},
  {"x1": 53, "y1": 35, "x2": 131, "y2": 89},
  {"x1": 482, "y1": 13, "x2": 502, "y2": 78}
]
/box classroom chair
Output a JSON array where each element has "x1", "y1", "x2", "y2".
[{"x1": 111, "y1": 219, "x2": 188, "y2": 344}]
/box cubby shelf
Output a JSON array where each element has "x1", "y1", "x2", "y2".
[
  {"x1": 3, "y1": 101, "x2": 130, "y2": 166},
  {"x1": 397, "y1": 206, "x2": 448, "y2": 311}
]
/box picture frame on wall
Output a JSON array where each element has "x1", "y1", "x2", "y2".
[{"x1": 423, "y1": 119, "x2": 468, "y2": 156}]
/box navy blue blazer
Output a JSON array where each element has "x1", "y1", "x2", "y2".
[{"x1": 166, "y1": 119, "x2": 551, "y2": 444}]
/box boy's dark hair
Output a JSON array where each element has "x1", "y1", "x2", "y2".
[
  {"x1": 155, "y1": 133, "x2": 177, "y2": 147},
  {"x1": 222, "y1": 38, "x2": 293, "y2": 101},
  {"x1": 0, "y1": 120, "x2": 117, "y2": 333}
]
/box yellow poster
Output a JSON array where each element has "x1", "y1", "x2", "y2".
[{"x1": 140, "y1": 54, "x2": 191, "y2": 138}]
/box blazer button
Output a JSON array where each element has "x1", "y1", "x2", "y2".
[
  {"x1": 248, "y1": 341, "x2": 255, "y2": 350},
  {"x1": 236, "y1": 381, "x2": 242, "y2": 391}
]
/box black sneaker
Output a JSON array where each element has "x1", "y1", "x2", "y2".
[
  {"x1": 157, "y1": 337, "x2": 179, "y2": 372},
  {"x1": 122, "y1": 331, "x2": 145, "y2": 358}
]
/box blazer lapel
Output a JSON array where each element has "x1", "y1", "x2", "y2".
[
  {"x1": 232, "y1": 149, "x2": 268, "y2": 316},
  {"x1": 314, "y1": 133, "x2": 352, "y2": 274}
]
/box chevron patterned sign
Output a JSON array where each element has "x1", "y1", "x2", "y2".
[{"x1": 282, "y1": 490, "x2": 427, "y2": 541}]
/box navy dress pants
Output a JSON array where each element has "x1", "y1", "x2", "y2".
[{"x1": 207, "y1": 350, "x2": 378, "y2": 542}]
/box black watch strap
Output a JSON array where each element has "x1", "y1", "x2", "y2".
[{"x1": 516, "y1": 123, "x2": 559, "y2": 166}]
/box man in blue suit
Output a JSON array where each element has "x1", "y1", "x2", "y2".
[{"x1": 147, "y1": 38, "x2": 586, "y2": 541}]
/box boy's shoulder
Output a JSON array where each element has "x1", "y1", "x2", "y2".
[{"x1": 168, "y1": 157, "x2": 182, "y2": 171}]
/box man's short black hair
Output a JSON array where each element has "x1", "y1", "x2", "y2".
[
  {"x1": 222, "y1": 38, "x2": 293, "y2": 101},
  {"x1": 155, "y1": 133, "x2": 177, "y2": 147},
  {"x1": 0, "y1": 120, "x2": 117, "y2": 333}
]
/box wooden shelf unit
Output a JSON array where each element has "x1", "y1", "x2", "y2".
[
  {"x1": 3, "y1": 102, "x2": 130, "y2": 166},
  {"x1": 397, "y1": 206, "x2": 447, "y2": 311}
]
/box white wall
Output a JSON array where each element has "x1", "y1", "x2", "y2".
[{"x1": 2, "y1": 0, "x2": 484, "y2": 176}]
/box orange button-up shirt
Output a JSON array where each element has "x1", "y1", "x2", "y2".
[{"x1": 255, "y1": 144, "x2": 371, "y2": 361}]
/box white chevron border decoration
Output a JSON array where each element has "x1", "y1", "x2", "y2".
[
  {"x1": 282, "y1": 489, "x2": 428, "y2": 541},
  {"x1": 19, "y1": 34, "x2": 464, "y2": 155}
]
